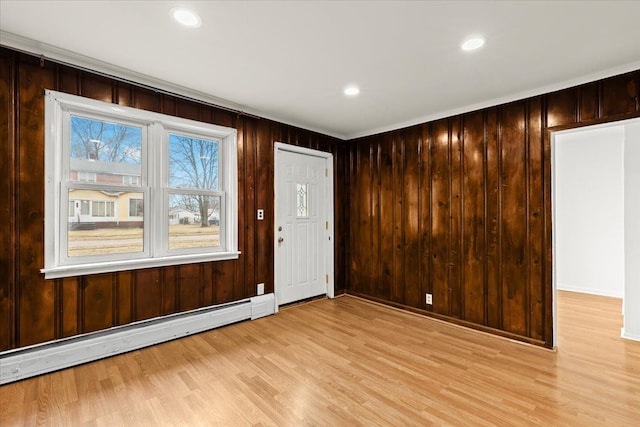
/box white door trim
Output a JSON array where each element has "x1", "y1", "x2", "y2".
[{"x1": 274, "y1": 142, "x2": 334, "y2": 312}]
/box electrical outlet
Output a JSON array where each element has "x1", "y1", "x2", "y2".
[
  {"x1": 257, "y1": 283, "x2": 264, "y2": 295},
  {"x1": 257, "y1": 209, "x2": 264, "y2": 220},
  {"x1": 425, "y1": 293, "x2": 432, "y2": 305}
]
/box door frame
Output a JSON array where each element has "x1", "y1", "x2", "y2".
[
  {"x1": 274, "y1": 142, "x2": 335, "y2": 311},
  {"x1": 550, "y1": 116, "x2": 640, "y2": 347}
]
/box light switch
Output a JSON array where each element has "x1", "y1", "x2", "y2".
[{"x1": 257, "y1": 209, "x2": 264, "y2": 220}]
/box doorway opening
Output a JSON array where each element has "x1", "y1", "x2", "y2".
[{"x1": 552, "y1": 117, "x2": 640, "y2": 346}]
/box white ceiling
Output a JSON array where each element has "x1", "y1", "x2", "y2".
[{"x1": 2, "y1": 1, "x2": 640, "y2": 140}]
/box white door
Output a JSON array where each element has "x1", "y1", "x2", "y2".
[{"x1": 275, "y1": 144, "x2": 333, "y2": 306}]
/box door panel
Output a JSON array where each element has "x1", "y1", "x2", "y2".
[{"x1": 276, "y1": 149, "x2": 328, "y2": 305}]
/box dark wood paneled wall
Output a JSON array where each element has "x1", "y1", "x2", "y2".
[
  {"x1": 0, "y1": 47, "x2": 346, "y2": 351},
  {"x1": 347, "y1": 69, "x2": 639, "y2": 347},
  {"x1": 1, "y1": 44, "x2": 638, "y2": 352}
]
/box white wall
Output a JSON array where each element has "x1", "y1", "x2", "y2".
[
  {"x1": 555, "y1": 126, "x2": 625, "y2": 297},
  {"x1": 623, "y1": 122, "x2": 640, "y2": 341}
]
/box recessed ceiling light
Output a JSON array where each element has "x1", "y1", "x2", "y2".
[
  {"x1": 461, "y1": 36, "x2": 485, "y2": 51},
  {"x1": 171, "y1": 7, "x2": 201, "y2": 28},
  {"x1": 344, "y1": 86, "x2": 360, "y2": 96}
]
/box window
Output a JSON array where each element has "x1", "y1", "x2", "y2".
[
  {"x1": 77, "y1": 171, "x2": 97, "y2": 182},
  {"x1": 296, "y1": 183, "x2": 308, "y2": 218},
  {"x1": 43, "y1": 90, "x2": 238, "y2": 279},
  {"x1": 123, "y1": 175, "x2": 140, "y2": 185},
  {"x1": 91, "y1": 200, "x2": 115, "y2": 217},
  {"x1": 129, "y1": 198, "x2": 144, "y2": 217}
]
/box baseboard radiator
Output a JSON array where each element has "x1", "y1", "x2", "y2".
[{"x1": 0, "y1": 293, "x2": 275, "y2": 385}]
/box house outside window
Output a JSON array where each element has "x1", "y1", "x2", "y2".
[{"x1": 43, "y1": 90, "x2": 239, "y2": 278}]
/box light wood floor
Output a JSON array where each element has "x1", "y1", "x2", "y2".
[{"x1": 1, "y1": 291, "x2": 639, "y2": 426}]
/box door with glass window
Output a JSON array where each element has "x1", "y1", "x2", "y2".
[{"x1": 275, "y1": 147, "x2": 332, "y2": 305}]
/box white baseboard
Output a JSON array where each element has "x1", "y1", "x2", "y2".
[
  {"x1": 0, "y1": 293, "x2": 275, "y2": 385},
  {"x1": 621, "y1": 328, "x2": 640, "y2": 342},
  {"x1": 557, "y1": 284, "x2": 623, "y2": 298}
]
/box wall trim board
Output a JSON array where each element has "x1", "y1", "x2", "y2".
[
  {"x1": 556, "y1": 284, "x2": 624, "y2": 299},
  {"x1": 0, "y1": 293, "x2": 275, "y2": 385},
  {"x1": 621, "y1": 328, "x2": 640, "y2": 342}
]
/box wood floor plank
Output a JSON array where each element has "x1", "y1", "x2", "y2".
[{"x1": 1, "y1": 291, "x2": 639, "y2": 426}]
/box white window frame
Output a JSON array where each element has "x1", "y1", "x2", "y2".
[{"x1": 43, "y1": 90, "x2": 239, "y2": 279}]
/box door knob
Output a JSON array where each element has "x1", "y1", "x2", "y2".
[
  {"x1": 278, "y1": 237, "x2": 284, "y2": 243},
  {"x1": 278, "y1": 226, "x2": 283, "y2": 231}
]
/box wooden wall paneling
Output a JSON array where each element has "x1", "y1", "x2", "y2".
[
  {"x1": 199, "y1": 104, "x2": 213, "y2": 125},
  {"x1": 462, "y1": 110, "x2": 486, "y2": 325},
  {"x1": 419, "y1": 124, "x2": 432, "y2": 310},
  {"x1": 335, "y1": 143, "x2": 349, "y2": 294},
  {"x1": 58, "y1": 66, "x2": 80, "y2": 96},
  {"x1": 449, "y1": 117, "x2": 463, "y2": 319},
  {"x1": 256, "y1": 119, "x2": 274, "y2": 294},
  {"x1": 347, "y1": 144, "x2": 360, "y2": 293},
  {"x1": 243, "y1": 116, "x2": 257, "y2": 298},
  {"x1": 81, "y1": 273, "x2": 115, "y2": 334},
  {"x1": 358, "y1": 140, "x2": 374, "y2": 296},
  {"x1": 352, "y1": 141, "x2": 368, "y2": 295},
  {"x1": 240, "y1": 113, "x2": 255, "y2": 299},
  {"x1": 528, "y1": 98, "x2": 545, "y2": 341},
  {"x1": 430, "y1": 119, "x2": 450, "y2": 315},
  {"x1": 133, "y1": 269, "x2": 162, "y2": 321},
  {"x1": 80, "y1": 72, "x2": 113, "y2": 103},
  {"x1": 133, "y1": 86, "x2": 161, "y2": 113},
  {"x1": 0, "y1": 48, "x2": 344, "y2": 350},
  {"x1": 161, "y1": 266, "x2": 177, "y2": 315},
  {"x1": 0, "y1": 50, "x2": 15, "y2": 350},
  {"x1": 214, "y1": 260, "x2": 235, "y2": 304},
  {"x1": 161, "y1": 94, "x2": 177, "y2": 116},
  {"x1": 332, "y1": 143, "x2": 342, "y2": 292},
  {"x1": 308, "y1": 132, "x2": 319, "y2": 150},
  {"x1": 546, "y1": 88, "x2": 577, "y2": 128},
  {"x1": 378, "y1": 135, "x2": 394, "y2": 300},
  {"x1": 403, "y1": 127, "x2": 421, "y2": 308},
  {"x1": 579, "y1": 82, "x2": 599, "y2": 122},
  {"x1": 499, "y1": 101, "x2": 528, "y2": 336},
  {"x1": 202, "y1": 263, "x2": 214, "y2": 306},
  {"x1": 391, "y1": 133, "x2": 405, "y2": 304},
  {"x1": 299, "y1": 127, "x2": 308, "y2": 147},
  {"x1": 601, "y1": 71, "x2": 637, "y2": 118},
  {"x1": 213, "y1": 109, "x2": 234, "y2": 129},
  {"x1": 17, "y1": 57, "x2": 55, "y2": 347},
  {"x1": 176, "y1": 98, "x2": 199, "y2": 122},
  {"x1": 234, "y1": 116, "x2": 248, "y2": 300},
  {"x1": 485, "y1": 107, "x2": 501, "y2": 329},
  {"x1": 287, "y1": 127, "x2": 298, "y2": 146},
  {"x1": 314, "y1": 132, "x2": 322, "y2": 151},
  {"x1": 113, "y1": 82, "x2": 133, "y2": 109},
  {"x1": 637, "y1": 70, "x2": 640, "y2": 112},
  {"x1": 116, "y1": 271, "x2": 133, "y2": 326},
  {"x1": 6, "y1": 45, "x2": 635, "y2": 350},
  {"x1": 542, "y1": 97, "x2": 554, "y2": 347},
  {"x1": 176, "y1": 265, "x2": 202, "y2": 312},
  {"x1": 371, "y1": 141, "x2": 381, "y2": 298},
  {"x1": 317, "y1": 136, "x2": 333, "y2": 154},
  {"x1": 61, "y1": 277, "x2": 79, "y2": 337}
]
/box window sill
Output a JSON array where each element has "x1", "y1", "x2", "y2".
[{"x1": 41, "y1": 251, "x2": 241, "y2": 279}]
